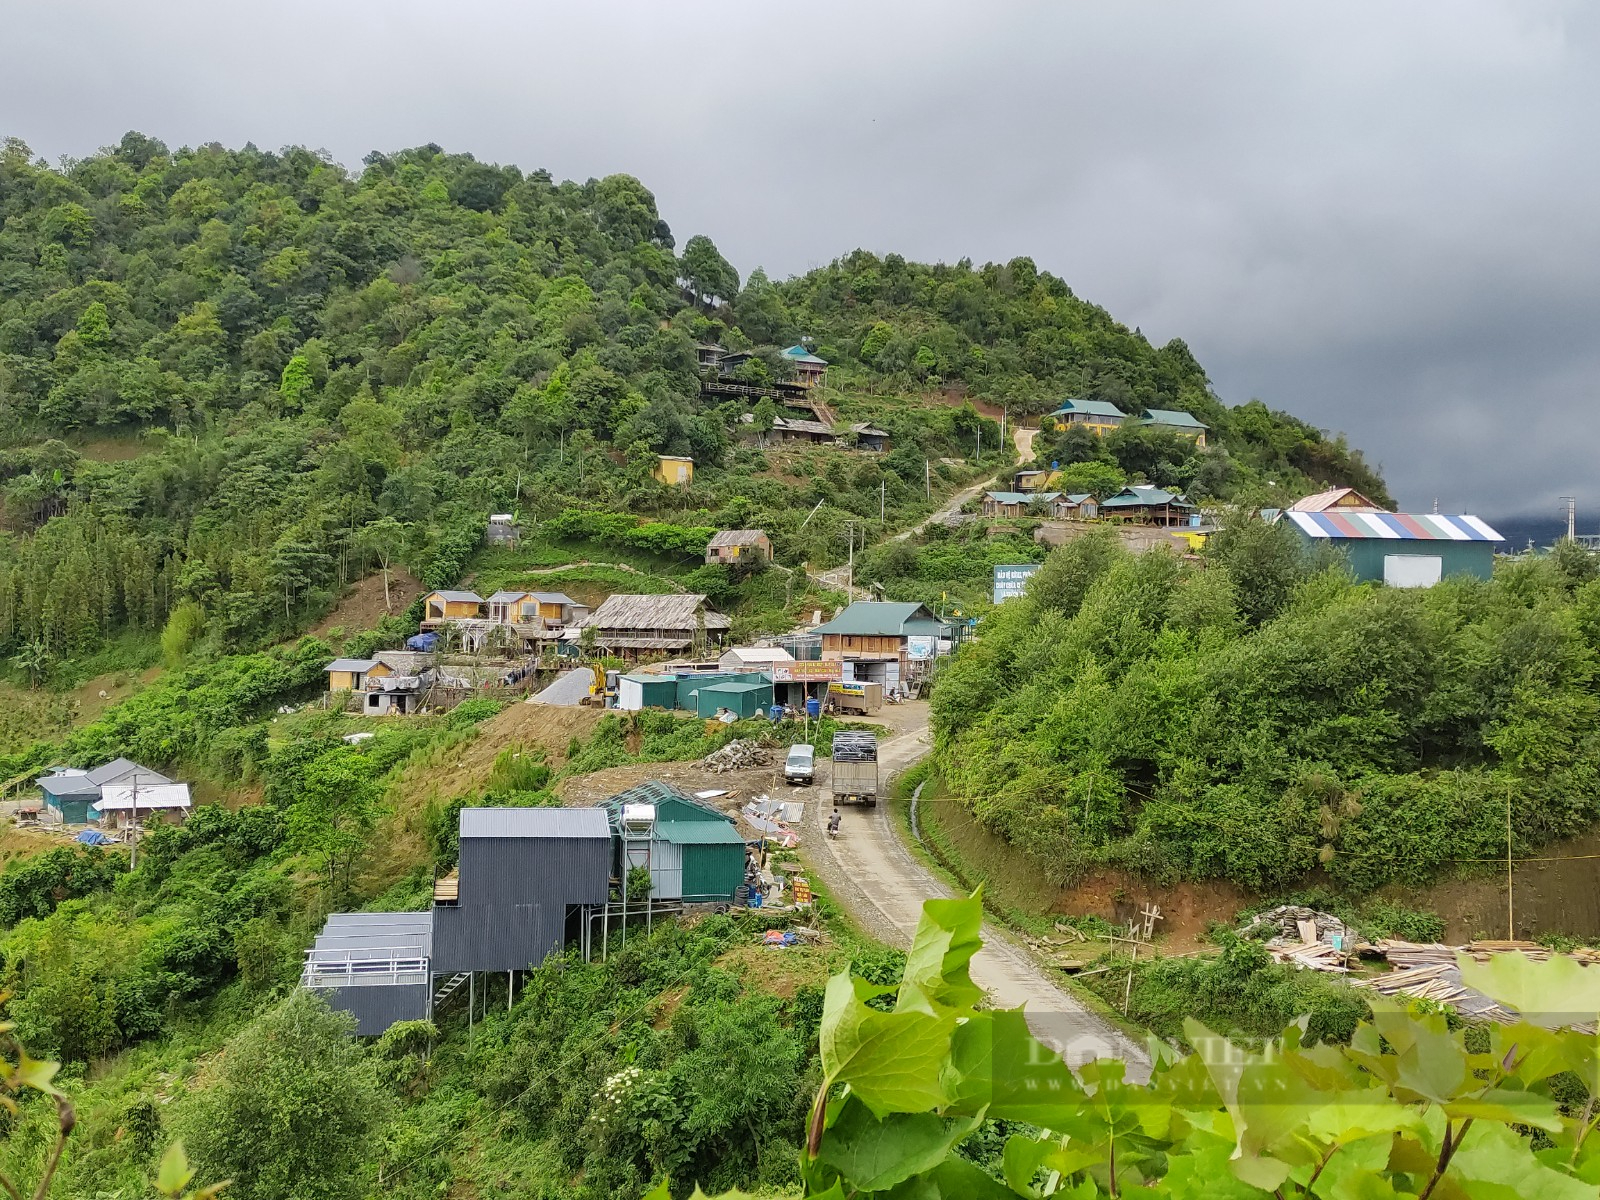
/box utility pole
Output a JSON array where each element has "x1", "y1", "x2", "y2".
[
  {"x1": 925, "y1": 459, "x2": 930, "y2": 499},
  {"x1": 880, "y1": 479, "x2": 886, "y2": 524},
  {"x1": 1506, "y1": 783, "x2": 1515, "y2": 940},
  {"x1": 1001, "y1": 404, "x2": 1007, "y2": 450},
  {"x1": 846, "y1": 521, "x2": 856, "y2": 599},
  {"x1": 129, "y1": 776, "x2": 138, "y2": 870}
]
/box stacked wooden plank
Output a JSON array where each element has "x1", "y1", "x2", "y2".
[
  {"x1": 1266, "y1": 940, "x2": 1352, "y2": 972},
  {"x1": 1359, "y1": 940, "x2": 1600, "y2": 1027}
]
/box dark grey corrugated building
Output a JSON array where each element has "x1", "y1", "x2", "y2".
[
  {"x1": 431, "y1": 807, "x2": 612, "y2": 973},
  {"x1": 302, "y1": 806, "x2": 613, "y2": 1035},
  {"x1": 300, "y1": 912, "x2": 434, "y2": 1036}
]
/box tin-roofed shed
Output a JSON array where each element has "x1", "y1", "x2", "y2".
[
  {"x1": 603, "y1": 782, "x2": 746, "y2": 903},
  {"x1": 694, "y1": 678, "x2": 774, "y2": 719},
  {"x1": 617, "y1": 672, "x2": 679, "y2": 711},
  {"x1": 1285, "y1": 511, "x2": 1502, "y2": 586}
]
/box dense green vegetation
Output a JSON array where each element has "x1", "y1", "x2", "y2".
[
  {"x1": 933, "y1": 524, "x2": 1600, "y2": 895},
  {"x1": 673, "y1": 891, "x2": 1600, "y2": 1199},
  {"x1": 0, "y1": 133, "x2": 1382, "y2": 684}
]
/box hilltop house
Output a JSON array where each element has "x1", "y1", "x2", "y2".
[
  {"x1": 765, "y1": 415, "x2": 836, "y2": 445},
  {"x1": 983, "y1": 490, "x2": 1061, "y2": 518},
  {"x1": 421, "y1": 590, "x2": 485, "y2": 627},
  {"x1": 780, "y1": 345, "x2": 828, "y2": 388},
  {"x1": 695, "y1": 342, "x2": 725, "y2": 370},
  {"x1": 579, "y1": 593, "x2": 731, "y2": 656},
  {"x1": 94, "y1": 783, "x2": 191, "y2": 830},
  {"x1": 813, "y1": 601, "x2": 950, "y2": 691},
  {"x1": 1052, "y1": 493, "x2": 1100, "y2": 521},
  {"x1": 1014, "y1": 468, "x2": 1060, "y2": 492},
  {"x1": 1099, "y1": 485, "x2": 1197, "y2": 527},
  {"x1": 653, "y1": 455, "x2": 694, "y2": 486},
  {"x1": 1284, "y1": 511, "x2": 1502, "y2": 586},
  {"x1": 848, "y1": 423, "x2": 890, "y2": 452},
  {"x1": 1049, "y1": 399, "x2": 1128, "y2": 436},
  {"x1": 1137, "y1": 408, "x2": 1209, "y2": 446},
  {"x1": 486, "y1": 514, "x2": 519, "y2": 546},
  {"x1": 705, "y1": 529, "x2": 772, "y2": 566},
  {"x1": 1288, "y1": 487, "x2": 1387, "y2": 514},
  {"x1": 35, "y1": 758, "x2": 174, "y2": 825}
]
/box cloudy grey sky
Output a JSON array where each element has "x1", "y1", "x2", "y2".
[{"x1": 5, "y1": 1, "x2": 1598, "y2": 522}]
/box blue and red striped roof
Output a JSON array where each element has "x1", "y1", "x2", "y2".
[{"x1": 1285, "y1": 511, "x2": 1502, "y2": 542}]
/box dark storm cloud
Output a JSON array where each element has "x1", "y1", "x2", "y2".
[{"x1": 4, "y1": 0, "x2": 1597, "y2": 518}]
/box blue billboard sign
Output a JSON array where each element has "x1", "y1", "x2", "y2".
[{"x1": 992, "y1": 563, "x2": 1040, "y2": 604}]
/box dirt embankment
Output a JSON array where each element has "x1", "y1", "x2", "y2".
[
  {"x1": 310, "y1": 567, "x2": 425, "y2": 640},
  {"x1": 365, "y1": 703, "x2": 605, "y2": 887}
]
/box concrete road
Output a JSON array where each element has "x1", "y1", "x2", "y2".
[{"x1": 799, "y1": 720, "x2": 1151, "y2": 1080}]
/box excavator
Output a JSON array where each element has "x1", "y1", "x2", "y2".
[{"x1": 581, "y1": 663, "x2": 615, "y2": 707}]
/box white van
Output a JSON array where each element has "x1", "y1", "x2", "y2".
[{"x1": 784, "y1": 743, "x2": 815, "y2": 786}]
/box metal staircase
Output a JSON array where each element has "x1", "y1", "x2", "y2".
[{"x1": 432, "y1": 972, "x2": 471, "y2": 1010}]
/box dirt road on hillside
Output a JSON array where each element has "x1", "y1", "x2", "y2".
[{"x1": 800, "y1": 705, "x2": 1151, "y2": 1079}]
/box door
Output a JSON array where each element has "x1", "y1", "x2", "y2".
[{"x1": 1383, "y1": 554, "x2": 1442, "y2": 588}]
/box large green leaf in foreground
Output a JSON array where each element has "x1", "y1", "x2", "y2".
[{"x1": 652, "y1": 892, "x2": 1600, "y2": 1197}]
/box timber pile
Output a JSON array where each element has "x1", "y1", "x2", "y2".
[
  {"x1": 1240, "y1": 905, "x2": 1352, "y2": 946},
  {"x1": 1240, "y1": 905, "x2": 1357, "y2": 973},
  {"x1": 1358, "y1": 940, "x2": 1600, "y2": 1028},
  {"x1": 701, "y1": 740, "x2": 772, "y2": 772}
]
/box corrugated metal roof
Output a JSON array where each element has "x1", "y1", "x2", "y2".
[
  {"x1": 1285, "y1": 511, "x2": 1503, "y2": 542},
  {"x1": 1140, "y1": 408, "x2": 1208, "y2": 430},
  {"x1": 95, "y1": 783, "x2": 191, "y2": 811},
  {"x1": 1052, "y1": 398, "x2": 1127, "y2": 419},
  {"x1": 985, "y1": 491, "x2": 1062, "y2": 505},
  {"x1": 486, "y1": 590, "x2": 529, "y2": 604},
  {"x1": 813, "y1": 601, "x2": 943, "y2": 637},
  {"x1": 527, "y1": 591, "x2": 577, "y2": 605},
  {"x1": 326, "y1": 657, "x2": 379, "y2": 673},
  {"x1": 1287, "y1": 487, "x2": 1385, "y2": 513},
  {"x1": 459, "y1": 807, "x2": 611, "y2": 839},
  {"x1": 428, "y1": 590, "x2": 484, "y2": 604},
  {"x1": 85, "y1": 757, "x2": 170, "y2": 787},
  {"x1": 782, "y1": 345, "x2": 828, "y2": 364},
  {"x1": 1100, "y1": 486, "x2": 1193, "y2": 508},
  {"x1": 698, "y1": 679, "x2": 770, "y2": 695},
  {"x1": 659, "y1": 822, "x2": 748, "y2": 846},
  {"x1": 707, "y1": 529, "x2": 768, "y2": 548}
]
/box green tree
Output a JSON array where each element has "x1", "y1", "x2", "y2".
[
  {"x1": 176, "y1": 989, "x2": 387, "y2": 1200},
  {"x1": 680, "y1": 235, "x2": 739, "y2": 305},
  {"x1": 278, "y1": 354, "x2": 314, "y2": 410},
  {"x1": 355, "y1": 516, "x2": 408, "y2": 611}
]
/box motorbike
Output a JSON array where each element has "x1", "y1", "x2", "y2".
[{"x1": 827, "y1": 812, "x2": 842, "y2": 839}]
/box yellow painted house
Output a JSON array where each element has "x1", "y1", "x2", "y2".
[
  {"x1": 325, "y1": 657, "x2": 394, "y2": 691},
  {"x1": 653, "y1": 455, "x2": 694, "y2": 486},
  {"x1": 1049, "y1": 398, "x2": 1129, "y2": 436},
  {"x1": 421, "y1": 590, "x2": 485, "y2": 626}
]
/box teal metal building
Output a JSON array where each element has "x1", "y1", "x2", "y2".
[
  {"x1": 694, "y1": 678, "x2": 774, "y2": 719},
  {"x1": 1283, "y1": 511, "x2": 1503, "y2": 585},
  {"x1": 604, "y1": 781, "x2": 747, "y2": 903}
]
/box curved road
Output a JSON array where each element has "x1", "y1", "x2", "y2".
[{"x1": 800, "y1": 713, "x2": 1151, "y2": 1079}]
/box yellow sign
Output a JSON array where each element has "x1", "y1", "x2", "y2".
[{"x1": 791, "y1": 879, "x2": 813, "y2": 905}]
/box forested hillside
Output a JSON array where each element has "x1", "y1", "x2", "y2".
[
  {"x1": 932, "y1": 524, "x2": 1600, "y2": 894},
  {"x1": 0, "y1": 133, "x2": 1381, "y2": 680}
]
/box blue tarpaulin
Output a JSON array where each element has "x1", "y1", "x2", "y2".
[
  {"x1": 406, "y1": 632, "x2": 440, "y2": 651},
  {"x1": 75, "y1": 830, "x2": 112, "y2": 845}
]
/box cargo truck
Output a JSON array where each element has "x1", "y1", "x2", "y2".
[{"x1": 830, "y1": 731, "x2": 879, "y2": 807}]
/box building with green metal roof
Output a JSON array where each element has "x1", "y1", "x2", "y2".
[
  {"x1": 1138, "y1": 408, "x2": 1209, "y2": 446},
  {"x1": 1049, "y1": 398, "x2": 1129, "y2": 434},
  {"x1": 692, "y1": 678, "x2": 774, "y2": 719},
  {"x1": 813, "y1": 602, "x2": 952, "y2": 693},
  {"x1": 602, "y1": 781, "x2": 747, "y2": 903}
]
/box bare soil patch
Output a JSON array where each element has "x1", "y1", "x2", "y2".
[{"x1": 311, "y1": 568, "x2": 425, "y2": 640}]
